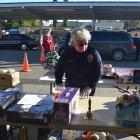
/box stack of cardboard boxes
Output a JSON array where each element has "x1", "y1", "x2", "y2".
[{"x1": 0, "y1": 69, "x2": 20, "y2": 90}]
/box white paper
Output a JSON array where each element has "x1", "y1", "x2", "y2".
[
  {"x1": 22, "y1": 104, "x2": 32, "y2": 109},
  {"x1": 17, "y1": 94, "x2": 43, "y2": 105},
  {"x1": 40, "y1": 76, "x2": 66, "y2": 81}
]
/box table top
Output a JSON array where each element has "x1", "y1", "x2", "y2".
[
  {"x1": 48, "y1": 97, "x2": 140, "y2": 134},
  {"x1": 1, "y1": 96, "x2": 140, "y2": 134},
  {"x1": 39, "y1": 74, "x2": 140, "y2": 88}
]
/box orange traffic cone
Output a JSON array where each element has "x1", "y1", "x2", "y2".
[
  {"x1": 21, "y1": 52, "x2": 31, "y2": 72},
  {"x1": 40, "y1": 47, "x2": 45, "y2": 62}
]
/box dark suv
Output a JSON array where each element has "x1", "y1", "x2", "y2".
[
  {"x1": 89, "y1": 31, "x2": 136, "y2": 61},
  {"x1": 55, "y1": 31, "x2": 136, "y2": 61}
]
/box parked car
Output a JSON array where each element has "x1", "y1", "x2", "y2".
[
  {"x1": 55, "y1": 31, "x2": 136, "y2": 61},
  {"x1": 90, "y1": 31, "x2": 136, "y2": 61},
  {"x1": 54, "y1": 39, "x2": 65, "y2": 55},
  {"x1": 0, "y1": 34, "x2": 39, "y2": 50}
]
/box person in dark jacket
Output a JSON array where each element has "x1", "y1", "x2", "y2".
[
  {"x1": 135, "y1": 44, "x2": 139, "y2": 61},
  {"x1": 55, "y1": 28, "x2": 103, "y2": 96}
]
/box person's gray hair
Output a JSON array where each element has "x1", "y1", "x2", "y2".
[{"x1": 70, "y1": 28, "x2": 91, "y2": 46}]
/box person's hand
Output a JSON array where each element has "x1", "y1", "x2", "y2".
[
  {"x1": 56, "y1": 84, "x2": 63, "y2": 88},
  {"x1": 55, "y1": 84, "x2": 64, "y2": 92},
  {"x1": 53, "y1": 84, "x2": 65, "y2": 99},
  {"x1": 80, "y1": 87, "x2": 92, "y2": 98}
]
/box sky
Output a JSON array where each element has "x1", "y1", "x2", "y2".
[{"x1": 0, "y1": 0, "x2": 140, "y2": 3}]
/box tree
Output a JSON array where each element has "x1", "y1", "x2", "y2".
[{"x1": 3, "y1": 20, "x2": 40, "y2": 30}]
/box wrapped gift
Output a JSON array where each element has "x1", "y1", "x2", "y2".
[
  {"x1": 6, "y1": 94, "x2": 54, "y2": 125},
  {"x1": 115, "y1": 68, "x2": 133, "y2": 84}
]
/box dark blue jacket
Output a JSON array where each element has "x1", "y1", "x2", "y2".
[{"x1": 55, "y1": 46, "x2": 103, "y2": 90}]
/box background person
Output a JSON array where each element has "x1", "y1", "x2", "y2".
[
  {"x1": 135, "y1": 44, "x2": 139, "y2": 61},
  {"x1": 55, "y1": 28, "x2": 103, "y2": 96},
  {"x1": 42, "y1": 29, "x2": 54, "y2": 56},
  {"x1": 64, "y1": 31, "x2": 71, "y2": 49}
]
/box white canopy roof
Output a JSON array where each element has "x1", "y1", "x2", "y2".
[{"x1": 0, "y1": 1, "x2": 140, "y2": 20}]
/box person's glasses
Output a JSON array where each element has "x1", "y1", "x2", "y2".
[{"x1": 78, "y1": 42, "x2": 88, "y2": 47}]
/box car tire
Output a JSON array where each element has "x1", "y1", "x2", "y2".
[
  {"x1": 112, "y1": 49, "x2": 125, "y2": 61},
  {"x1": 58, "y1": 47, "x2": 65, "y2": 56},
  {"x1": 20, "y1": 44, "x2": 28, "y2": 50}
]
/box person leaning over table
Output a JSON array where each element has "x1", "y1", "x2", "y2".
[{"x1": 55, "y1": 28, "x2": 103, "y2": 96}]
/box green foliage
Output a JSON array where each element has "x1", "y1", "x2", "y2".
[
  {"x1": 3, "y1": 20, "x2": 40, "y2": 30},
  {"x1": 45, "y1": 50, "x2": 60, "y2": 69}
]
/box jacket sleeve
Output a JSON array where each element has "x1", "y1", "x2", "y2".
[
  {"x1": 55, "y1": 53, "x2": 65, "y2": 85},
  {"x1": 89, "y1": 50, "x2": 104, "y2": 88}
]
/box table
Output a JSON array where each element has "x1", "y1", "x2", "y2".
[
  {"x1": 0, "y1": 96, "x2": 140, "y2": 138},
  {"x1": 49, "y1": 97, "x2": 140, "y2": 134},
  {"x1": 39, "y1": 74, "x2": 140, "y2": 94}
]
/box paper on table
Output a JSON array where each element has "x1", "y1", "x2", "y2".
[
  {"x1": 40, "y1": 75, "x2": 66, "y2": 81},
  {"x1": 98, "y1": 80, "x2": 103, "y2": 83},
  {"x1": 17, "y1": 94, "x2": 43, "y2": 105},
  {"x1": 40, "y1": 76, "x2": 55, "y2": 81}
]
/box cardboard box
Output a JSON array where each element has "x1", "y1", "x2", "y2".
[
  {"x1": 0, "y1": 72, "x2": 20, "y2": 87},
  {"x1": 53, "y1": 87, "x2": 80, "y2": 124},
  {"x1": 116, "y1": 104, "x2": 140, "y2": 121}
]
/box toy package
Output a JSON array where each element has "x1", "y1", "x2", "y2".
[
  {"x1": 61, "y1": 129, "x2": 83, "y2": 140},
  {"x1": 115, "y1": 68, "x2": 133, "y2": 84},
  {"x1": 53, "y1": 87, "x2": 80, "y2": 124},
  {"x1": 114, "y1": 85, "x2": 140, "y2": 127},
  {"x1": 6, "y1": 94, "x2": 54, "y2": 125}
]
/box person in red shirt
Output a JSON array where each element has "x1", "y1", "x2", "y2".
[{"x1": 42, "y1": 29, "x2": 54, "y2": 55}]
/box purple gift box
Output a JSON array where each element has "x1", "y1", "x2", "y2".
[{"x1": 53, "y1": 87, "x2": 80, "y2": 124}]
